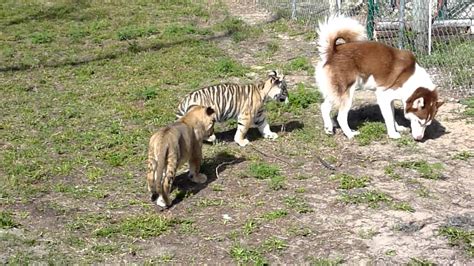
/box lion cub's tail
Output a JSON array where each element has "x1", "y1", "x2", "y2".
[{"x1": 148, "y1": 145, "x2": 167, "y2": 203}]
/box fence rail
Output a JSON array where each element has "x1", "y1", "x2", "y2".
[{"x1": 256, "y1": 0, "x2": 473, "y2": 97}]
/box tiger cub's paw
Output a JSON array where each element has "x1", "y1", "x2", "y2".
[
  {"x1": 191, "y1": 173, "x2": 207, "y2": 184},
  {"x1": 264, "y1": 132, "x2": 278, "y2": 139},
  {"x1": 156, "y1": 196, "x2": 167, "y2": 208}
]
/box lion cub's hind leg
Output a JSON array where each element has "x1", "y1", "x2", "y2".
[{"x1": 188, "y1": 150, "x2": 207, "y2": 184}]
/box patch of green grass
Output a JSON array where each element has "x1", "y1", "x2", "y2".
[
  {"x1": 178, "y1": 219, "x2": 198, "y2": 235},
  {"x1": 340, "y1": 190, "x2": 391, "y2": 208},
  {"x1": 452, "y1": 151, "x2": 473, "y2": 160},
  {"x1": 398, "y1": 160, "x2": 444, "y2": 179},
  {"x1": 332, "y1": 173, "x2": 370, "y2": 190},
  {"x1": 396, "y1": 135, "x2": 417, "y2": 149},
  {"x1": 357, "y1": 122, "x2": 386, "y2": 146},
  {"x1": 284, "y1": 56, "x2": 314, "y2": 75},
  {"x1": 384, "y1": 165, "x2": 401, "y2": 179},
  {"x1": 308, "y1": 256, "x2": 344, "y2": 266},
  {"x1": 261, "y1": 209, "x2": 288, "y2": 221},
  {"x1": 196, "y1": 198, "x2": 224, "y2": 207},
  {"x1": 246, "y1": 162, "x2": 286, "y2": 190},
  {"x1": 461, "y1": 97, "x2": 474, "y2": 117},
  {"x1": 283, "y1": 195, "x2": 312, "y2": 213},
  {"x1": 287, "y1": 226, "x2": 312, "y2": 237},
  {"x1": 358, "y1": 228, "x2": 378, "y2": 239},
  {"x1": 117, "y1": 25, "x2": 158, "y2": 41},
  {"x1": 438, "y1": 226, "x2": 473, "y2": 256},
  {"x1": 407, "y1": 257, "x2": 436, "y2": 266},
  {"x1": 243, "y1": 219, "x2": 258, "y2": 235},
  {"x1": 218, "y1": 16, "x2": 262, "y2": 42},
  {"x1": 212, "y1": 57, "x2": 248, "y2": 78},
  {"x1": 230, "y1": 244, "x2": 267, "y2": 265},
  {"x1": 267, "y1": 83, "x2": 321, "y2": 118},
  {"x1": 210, "y1": 183, "x2": 225, "y2": 192},
  {"x1": 30, "y1": 31, "x2": 54, "y2": 44},
  {"x1": 0, "y1": 211, "x2": 18, "y2": 229},
  {"x1": 261, "y1": 237, "x2": 288, "y2": 252},
  {"x1": 94, "y1": 214, "x2": 173, "y2": 238},
  {"x1": 391, "y1": 202, "x2": 415, "y2": 212},
  {"x1": 91, "y1": 243, "x2": 120, "y2": 254}
]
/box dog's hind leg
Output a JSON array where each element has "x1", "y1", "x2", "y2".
[
  {"x1": 337, "y1": 84, "x2": 359, "y2": 139},
  {"x1": 321, "y1": 98, "x2": 334, "y2": 135}
]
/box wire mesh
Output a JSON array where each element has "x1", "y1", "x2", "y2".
[{"x1": 256, "y1": 0, "x2": 473, "y2": 97}]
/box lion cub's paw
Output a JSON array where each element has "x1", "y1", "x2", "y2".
[{"x1": 191, "y1": 173, "x2": 207, "y2": 184}]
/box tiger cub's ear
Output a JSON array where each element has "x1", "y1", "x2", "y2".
[
  {"x1": 205, "y1": 107, "x2": 215, "y2": 116},
  {"x1": 268, "y1": 70, "x2": 278, "y2": 78}
]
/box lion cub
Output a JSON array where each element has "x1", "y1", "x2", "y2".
[{"x1": 147, "y1": 105, "x2": 216, "y2": 208}]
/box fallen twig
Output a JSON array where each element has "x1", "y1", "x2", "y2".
[{"x1": 215, "y1": 159, "x2": 239, "y2": 179}]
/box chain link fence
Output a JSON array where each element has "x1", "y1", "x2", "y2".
[{"x1": 256, "y1": 0, "x2": 473, "y2": 97}]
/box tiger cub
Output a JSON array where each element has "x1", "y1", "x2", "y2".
[
  {"x1": 147, "y1": 105, "x2": 216, "y2": 208},
  {"x1": 176, "y1": 71, "x2": 288, "y2": 147}
]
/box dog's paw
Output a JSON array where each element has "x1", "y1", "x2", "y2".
[
  {"x1": 388, "y1": 132, "x2": 401, "y2": 139},
  {"x1": 346, "y1": 130, "x2": 360, "y2": 139},
  {"x1": 264, "y1": 132, "x2": 278, "y2": 139},
  {"x1": 324, "y1": 127, "x2": 334, "y2": 135},
  {"x1": 191, "y1": 173, "x2": 207, "y2": 184},
  {"x1": 395, "y1": 124, "x2": 409, "y2": 132},
  {"x1": 235, "y1": 138, "x2": 250, "y2": 147}
]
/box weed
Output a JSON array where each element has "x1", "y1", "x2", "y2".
[
  {"x1": 287, "y1": 226, "x2": 313, "y2": 237},
  {"x1": 269, "y1": 174, "x2": 286, "y2": 190},
  {"x1": 333, "y1": 173, "x2": 371, "y2": 190},
  {"x1": 30, "y1": 31, "x2": 53, "y2": 44},
  {"x1": 213, "y1": 58, "x2": 248, "y2": 78},
  {"x1": 243, "y1": 219, "x2": 258, "y2": 235},
  {"x1": 295, "y1": 187, "x2": 306, "y2": 193},
  {"x1": 283, "y1": 195, "x2": 313, "y2": 213},
  {"x1": 261, "y1": 209, "x2": 288, "y2": 221},
  {"x1": 196, "y1": 198, "x2": 224, "y2": 207},
  {"x1": 0, "y1": 211, "x2": 18, "y2": 229},
  {"x1": 357, "y1": 122, "x2": 386, "y2": 146},
  {"x1": 230, "y1": 244, "x2": 267, "y2": 265},
  {"x1": 210, "y1": 183, "x2": 225, "y2": 192},
  {"x1": 392, "y1": 202, "x2": 415, "y2": 212},
  {"x1": 340, "y1": 190, "x2": 391, "y2": 208},
  {"x1": 461, "y1": 97, "x2": 474, "y2": 117},
  {"x1": 135, "y1": 86, "x2": 159, "y2": 101},
  {"x1": 407, "y1": 257, "x2": 436, "y2": 266},
  {"x1": 384, "y1": 165, "x2": 401, "y2": 179},
  {"x1": 117, "y1": 25, "x2": 158, "y2": 41},
  {"x1": 358, "y1": 228, "x2": 378, "y2": 239},
  {"x1": 261, "y1": 237, "x2": 288, "y2": 252},
  {"x1": 396, "y1": 136, "x2": 417, "y2": 149},
  {"x1": 91, "y1": 244, "x2": 120, "y2": 254},
  {"x1": 452, "y1": 151, "x2": 473, "y2": 160},
  {"x1": 178, "y1": 219, "x2": 198, "y2": 235},
  {"x1": 398, "y1": 160, "x2": 444, "y2": 179},
  {"x1": 94, "y1": 214, "x2": 173, "y2": 238},
  {"x1": 385, "y1": 249, "x2": 397, "y2": 256},
  {"x1": 438, "y1": 226, "x2": 473, "y2": 256},
  {"x1": 308, "y1": 257, "x2": 344, "y2": 266}
]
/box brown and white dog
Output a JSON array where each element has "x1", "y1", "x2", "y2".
[{"x1": 315, "y1": 16, "x2": 444, "y2": 140}]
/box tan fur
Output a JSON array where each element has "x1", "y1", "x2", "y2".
[{"x1": 146, "y1": 106, "x2": 216, "y2": 207}]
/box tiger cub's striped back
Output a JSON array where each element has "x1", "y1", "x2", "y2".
[{"x1": 176, "y1": 71, "x2": 288, "y2": 147}]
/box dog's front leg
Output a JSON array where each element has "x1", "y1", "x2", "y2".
[{"x1": 376, "y1": 90, "x2": 400, "y2": 139}]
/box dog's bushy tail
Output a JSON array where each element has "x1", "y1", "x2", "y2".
[{"x1": 316, "y1": 15, "x2": 367, "y2": 63}]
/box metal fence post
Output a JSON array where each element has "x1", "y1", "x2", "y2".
[
  {"x1": 413, "y1": 0, "x2": 430, "y2": 53},
  {"x1": 291, "y1": 0, "x2": 297, "y2": 20},
  {"x1": 367, "y1": 0, "x2": 375, "y2": 40},
  {"x1": 398, "y1": 0, "x2": 406, "y2": 49}
]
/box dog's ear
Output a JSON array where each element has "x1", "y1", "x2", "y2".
[
  {"x1": 436, "y1": 101, "x2": 444, "y2": 109},
  {"x1": 412, "y1": 97, "x2": 424, "y2": 110}
]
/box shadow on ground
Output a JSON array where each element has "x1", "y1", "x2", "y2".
[
  {"x1": 169, "y1": 151, "x2": 245, "y2": 207},
  {"x1": 215, "y1": 120, "x2": 304, "y2": 143},
  {"x1": 337, "y1": 104, "x2": 447, "y2": 140}
]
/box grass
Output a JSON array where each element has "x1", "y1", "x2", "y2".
[
  {"x1": 261, "y1": 237, "x2": 288, "y2": 252},
  {"x1": 407, "y1": 258, "x2": 436, "y2": 266},
  {"x1": 230, "y1": 244, "x2": 267, "y2": 265},
  {"x1": 246, "y1": 162, "x2": 286, "y2": 190},
  {"x1": 0, "y1": 211, "x2": 18, "y2": 228},
  {"x1": 340, "y1": 190, "x2": 391, "y2": 209},
  {"x1": 261, "y1": 210, "x2": 288, "y2": 221},
  {"x1": 356, "y1": 122, "x2": 386, "y2": 146},
  {"x1": 438, "y1": 226, "x2": 473, "y2": 256},
  {"x1": 267, "y1": 82, "x2": 321, "y2": 117},
  {"x1": 308, "y1": 257, "x2": 344, "y2": 266},
  {"x1": 461, "y1": 97, "x2": 474, "y2": 118},
  {"x1": 452, "y1": 151, "x2": 473, "y2": 160},
  {"x1": 94, "y1": 214, "x2": 174, "y2": 238},
  {"x1": 284, "y1": 56, "x2": 314, "y2": 75},
  {"x1": 398, "y1": 160, "x2": 444, "y2": 180},
  {"x1": 283, "y1": 195, "x2": 313, "y2": 213},
  {"x1": 332, "y1": 173, "x2": 371, "y2": 189}
]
